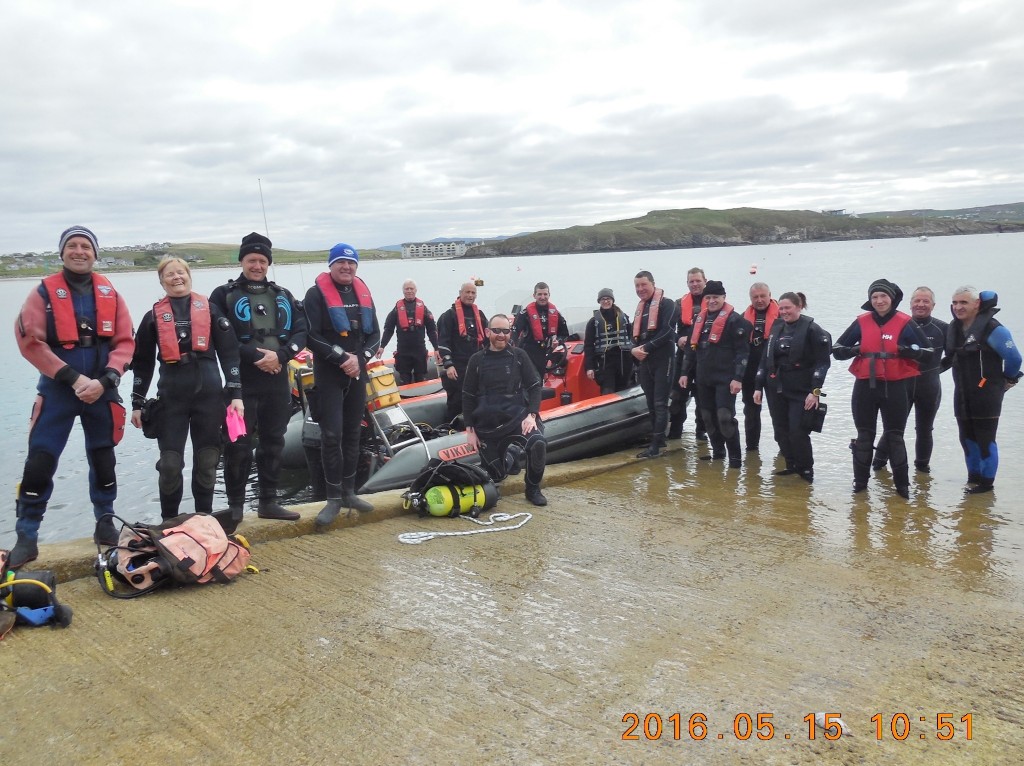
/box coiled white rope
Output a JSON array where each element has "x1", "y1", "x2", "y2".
[{"x1": 398, "y1": 511, "x2": 533, "y2": 544}]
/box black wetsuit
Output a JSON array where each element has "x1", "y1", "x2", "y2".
[
  {"x1": 303, "y1": 278, "x2": 380, "y2": 499},
  {"x1": 634, "y1": 294, "x2": 678, "y2": 449},
  {"x1": 437, "y1": 302, "x2": 488, "y2": 424},
  {"x1": 132, "y1": 297, "x2": 241, "y2": 518},
  {"x1": 379, "y1": 299, "x2": 439, "y2": 384},
  {"x1": 873, "y1": 315, "x2": 947, "y2": 471},
  {"x1": 210, "y1": 275, "x2": 307, "y2": 508},
  {"x1": 512, "y1": 304, "x2": 569, "y2": 379},
  {"x1": 669, "y1": 295, "x2": 705, "y2": 438},
  {"x1": 681, "y1": 308, "x2": 752, "y2": 463},
  {"x1": 741, "y1": 306, "x2": 773, "y2": 451},
  {"x1": 756, "y1": 315, "x2": 832, "y2": 476},
  {"x1": 462, "y1": 345, "x2": 545, "y2": 491},
  {"x1": 944, "y1": 306, "x2": 1022, "y2": 489}
]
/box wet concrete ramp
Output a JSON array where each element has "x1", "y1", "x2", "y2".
[{"x1": 3, "y1": 459, "x2": 1022, "y2": 765}]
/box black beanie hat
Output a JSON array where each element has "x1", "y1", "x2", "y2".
[
  {"x1": 703, "y1": 280, "x2": 726, "y2": 296},
  {"x1": 861, "y1": 278, "x2": 903, "y2": 311},
  {"x1": 239, "y1": 232, "x2": 273, "y2": 263}
]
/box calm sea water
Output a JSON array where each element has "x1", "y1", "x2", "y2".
[{"x1": 1, "y1": 232, "x2": 1022, "y2": 553}]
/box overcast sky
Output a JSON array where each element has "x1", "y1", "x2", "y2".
[{"x1": 2, "y1": 0, "x2": 1022, "y2": 254}]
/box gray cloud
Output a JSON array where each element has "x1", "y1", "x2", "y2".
[{"x1": 2, "y1": 0, "x2": 1022, "y2": 254}]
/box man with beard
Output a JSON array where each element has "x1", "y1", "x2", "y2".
[{"x1": 463, "y1": 314, "x2": 548, "y2": 506}]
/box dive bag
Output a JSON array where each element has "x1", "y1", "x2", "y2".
[
  {"x1": 95, "y1": 513, "x2": 252, "y2": 599},
  {"x1": 0, "y1": 554, "x2": 73, "y2": 636},
  {"x1": 402, "y1": 458, "x2": 500, "y2": 518}
]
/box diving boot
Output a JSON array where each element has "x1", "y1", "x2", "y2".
[
  {"x1": 213, "y1": 505, "x2": 244, "y2": 535},
  {"x1": 342, "y1": 491, "x2": 373, "y2": 514},
  {"x1": 93, "y1": 516, "x2": 119, "y2": 547},
  {"x1": 966, "y1": 479, "x2": 994, "y2": 494},
  {"x1": 315, "y1": 499, "x2": 344, "y2": 529},
  {"x1": 257, "y1": 500, "x2": 300, "y2": 521},
  {"x1": 8, "y1": 534, "x2": 39, "y2": 569},
  {"x1": 525, "y1": 486, "x2": 548, "y2": 507}
]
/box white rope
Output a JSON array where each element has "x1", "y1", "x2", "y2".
[{"x1": 398, "y1": 511, "x2": 533, "y2": 544}]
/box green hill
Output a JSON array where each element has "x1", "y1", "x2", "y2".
[{"x1": 466, "y1": 206, "x2": 1024, "y2": 257}]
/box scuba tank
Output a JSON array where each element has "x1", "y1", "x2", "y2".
[{"x1": 419, "y1": 483, "x2": 500, "y2": 517}]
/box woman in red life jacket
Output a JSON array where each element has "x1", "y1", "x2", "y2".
[
  {"x1": 832, "y1": 278, "x2": 928, "y2": 498},
  {"x1": 130, "y1": 258, "x2": 244, "y2": 520}
]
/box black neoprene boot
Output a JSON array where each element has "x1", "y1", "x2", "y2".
[{"x1": 342, "y1": 491, "x2": 373, "y2": 513}]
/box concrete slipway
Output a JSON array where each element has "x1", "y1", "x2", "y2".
[{"x1": 2, "y1": 444, "x2": 1022, "y2": 766}]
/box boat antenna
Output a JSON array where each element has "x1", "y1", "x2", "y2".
[{"x1": 257, "y1": 177, "x2": 281, "y2": 283}]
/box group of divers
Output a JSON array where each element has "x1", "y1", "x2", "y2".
[{"x1": 5, "y1": 225, "x2": 1023, "y2": 571}]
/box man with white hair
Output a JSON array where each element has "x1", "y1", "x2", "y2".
[
  {"x1": 872, "y1": 286, "x2": 947, "y2": 474},
  {"x1": 377, "y1": 279, "x2": 439, "y2": 384},
  {"x1": 944, "y1": 285, "x2": 1021, "y2": 493}
]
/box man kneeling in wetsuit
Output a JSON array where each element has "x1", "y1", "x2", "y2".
[{"x1": 462, "y1": 315, "x2": 548, "y2": 507}]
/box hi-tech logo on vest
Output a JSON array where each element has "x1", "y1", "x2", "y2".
[{"x1": 881, "y1": 334, "x2": 894, "y2": 341}]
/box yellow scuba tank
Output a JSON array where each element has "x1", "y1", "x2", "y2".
[{"x1": 421, "y1": 484, "x2": 499, "y2": 517}]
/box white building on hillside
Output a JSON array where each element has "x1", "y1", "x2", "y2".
[{"x1": 401, "y1": 240, "x2": 482, "y2": 259}]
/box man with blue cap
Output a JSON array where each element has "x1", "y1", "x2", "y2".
[{"x1": 303, "y1": 243, "x2": 380, "y2": 526}]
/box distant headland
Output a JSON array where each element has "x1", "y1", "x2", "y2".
[{"x1": 4, "y1": 203, "x2": 1023, "y2": 277}]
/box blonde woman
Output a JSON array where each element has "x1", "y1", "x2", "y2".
[{"x1": 130, "y1": 257, "x2": 243, "y2": 520}]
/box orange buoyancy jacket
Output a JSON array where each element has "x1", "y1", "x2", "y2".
[
  {"x1": 690, "y1": 303, "x2": 735, "y2": 348},
  {"x1": 454, "y1": 301, "x2": 485, "y2": 344},
  {"x1": 525, "y1": 301, "x2": 562, "y2": 342},
  {"x1": 632, "y1": 288, "x2": 665, "y2": 341},
  {"x1": 396, "y1": 298, "x2": 426, "y2": 330},
  {"x1": 154, "y1": 293, "x2": 212, "y2": 362},
  {"x1": 316, "y1": 273, "x2": 375, "y2": 336},
  {"x1": 848, "y1": 312, "x2": 919, "y2": 381},
  {"x1": 42, "y1": 272, "x2": 119, "y2": 348},
  {"x1": 743, "y1": 301, "x2": 780, "y2": 344}
]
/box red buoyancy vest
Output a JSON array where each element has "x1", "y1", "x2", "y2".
[
  {"x1": 690, "y1": 303, "x2": 735, "y2": 348},
  {"x1": 154, "y1": 293, "x2": 212, "y2": 362},
  {"x1": 454, "y1": 301, "x2": 485, "y2": 344},
  {"x1": 525, "y1": 301, "x2": 561, "y2": 342},
  {"x1": 316, "y1": 273, "x2": 375, "y2": 335},
  {"x1": 743, "y1": 301, "x2": 780, "y2": 343},
  {"x1": 42, "y1": 272, "x2": 119, "y2": 347},
  {"x1": 632, "y1": 288, "x2": 665, "y2": 341},
  {"x1": 678, "y1": 293, "x2": 703, "y2": 327},
  {"x1": 848, "y1": 312, "x2": 919, "y2": 381},
  {"x1": 395, "y1": 298, "x2": 426, "y2": 330}
]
